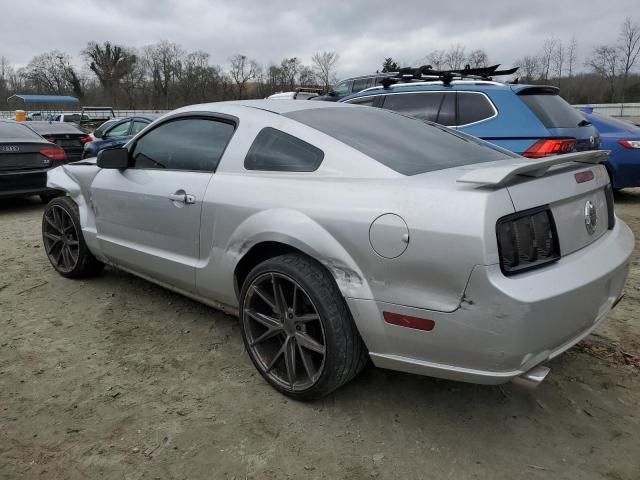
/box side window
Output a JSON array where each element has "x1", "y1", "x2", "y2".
[
  {"x1": 381, "y1": 92, "x2": 444, "y2": 122},
  {"x1": 333, "y1": 80, "x2": 353, "y2": 97},
  {"x1": 457, "y1": 92, "x2": 496, "y2": 126},
  {"x1": 131, "y1": 118, "x2": 235, "y2": 171},
  {"x1": 244, "y1": 127, "x2": 324, "y2": 172},
  {"x1": 352, "y1": 77, "x2": 374, "y2": 93},
  {"x1": 105, "y1": 121, "x2": 131, "y2": 138},
  {"x1": 348, "y1": 97, "x2": 376, "y2": 106},
  {"x1": 129, "y1": 120, "x2": 148, "y2": 135},
  {"x1": 437, "y1": 92, "x2": 456, "y2": 126}
]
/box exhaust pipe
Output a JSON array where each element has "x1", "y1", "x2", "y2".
[{"x1": 512, "y1": 365, "x2": 550, "y2": 390}]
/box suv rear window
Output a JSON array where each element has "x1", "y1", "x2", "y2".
[
  {"x1": 0, "y1": 121, "x2": 43, "y2": 140},
  {"x1": 519, "y1": 92, "x2": 585, "y2": 128},
  {"x1": 284, "y1": 107, "x2": 516, "y2": 176}
]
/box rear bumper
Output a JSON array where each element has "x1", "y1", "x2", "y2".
[
  {"x1": 347, "y1": 219, "x2": 634, "y2": 384},
  {"x1": 0, "y1": 168, "x2": 54, "y2": 198}
]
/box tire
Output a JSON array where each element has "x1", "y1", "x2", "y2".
[
  {"x1": 239, "y1": 253, "x2": 368, "y2": 401},
  {"x1": 42, "y1": 196, "x2": 105, "y2": 278}
]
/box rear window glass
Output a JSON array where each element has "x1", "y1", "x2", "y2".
[
  {"x1": 457, "y1": 92, "x2": 496, "y2": 125},
  {"x1": 0, "y1": 121, "x2": 42, "y2": 140},
  {"x1": 519, "y1": 93, "x2": 585, "y2": 128},
  {"x1": 352, "y1": 77, "x2": 374, "y2": 92},
  {"x1": 244, "y1": 127, "x2": 324, "y2": 172},
  {"x1": 589, "y1": 113, "x2": 638, "y2": 133},
  {"x1": 381, "y1": 92, "x2": 444, "y2": 122},
  {"x1": 284, "y1": 107, "x2": 517, "y2": 176}
]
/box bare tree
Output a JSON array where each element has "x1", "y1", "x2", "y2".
[
  {"x1": 83, "y1": 41, "x2": 137, "y2": 105},
  {"x1": 228, "y1": 54, "x2": 259, "y2": 99},
  {"x1": 587, "y1": 45, "x2": 620, "y2": 101},
  {"x1": 280, "y1": 57, "x2": 301, "y2": 90},
  {"x1": 143, "y1": 40, "x2": 184, "y2": 109},
  {"x1": 565, "y1": 36, "x2": 579, "y2": 101},
  {"x1": 24, "y1": 51, "x2": 72, "y2": 94},
  {"x1": 312, "y1": 51, "x2": 339, "y2": 92},
  {"x1": 444, "y1": 44, "x2": 466, "y2": 70},
  {"x1": 540, "y1": 37, "x2": 559, "y2": 80},
  {"x1": 552, "y1": 40, "x2": 565, "y2": 85},
  {"x1": 427, "y1": 50, "x2": 446, "y2": 70},
  {"x1": 515, "y1": 55, "x2": 540, "y2": 82},
  {"x1": 298, "y1": 65, "x2": 316, "y2": 87},
  {"x1": 467, "y1": 49, "x2": 489, "y2": 68},
  {"x1": 618, "y1": 17, "x2": 640, "y2": 103}
]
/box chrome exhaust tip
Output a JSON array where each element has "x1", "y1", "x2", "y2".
[{"x1": 512, "y1": 365, "x2": 550, "y2": 390}]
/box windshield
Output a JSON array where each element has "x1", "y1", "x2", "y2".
[
  {"x1": 284, "y1": 106, "x2": 517, "y2": 176},
  {"x1": 0, "y1": 121, "x2": 43, "y2": 140}
]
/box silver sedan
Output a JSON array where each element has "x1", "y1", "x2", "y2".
[{"x1": 42, "y1": 100, "x2": 634, "y2": 400}]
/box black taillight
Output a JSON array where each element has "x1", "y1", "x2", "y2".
[
  {"x1": 496, "y1": 206, "x2": 560, "y2": 275},
  {"x1": 605, "y1": 184, "x2": 616, "y2": 230}
]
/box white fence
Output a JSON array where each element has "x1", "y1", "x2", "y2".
[
  {"x1": 573, "y1": 103, "x2": 640, "y2": 118},
  {"x1": 0, "y1": 109, "x2": 169, "y2": 120}
]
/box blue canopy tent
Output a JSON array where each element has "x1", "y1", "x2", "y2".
[{"x1": 7, "y1": 94, "x2": 81, "y2": 119}]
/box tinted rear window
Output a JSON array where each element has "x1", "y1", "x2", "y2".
[
  {"x1": 457, "y1": 92, "x2": 496, "y2": 125},
  {"x1": 519, "y1": 93, "x2": 585, "y2": 128},
  {"x1": 245, "y1": 127, "x2": 324, "y2": 172},
  {"x1": 0, "y1": 121, "x2": 43, "y2": 140},
  {"x1": 381, "y1": 92, "x2": 444, "y2": 122},
  {"x1": 284, "y1": 107, "x2": 517, "y2": 176}
]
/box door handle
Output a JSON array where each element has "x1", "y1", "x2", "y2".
[{"x1": 168, "y1": 192, "x2": 196, "y2": 204}]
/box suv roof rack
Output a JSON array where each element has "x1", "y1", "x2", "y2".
[{"x1": 380, "y1": 64, "x2": 519, "y2": 88}]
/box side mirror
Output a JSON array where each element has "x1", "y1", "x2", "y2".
[
  {"x1": 93, "y1": 130, "x2": 103, "y2": 139},
  {"x1": 328, "y1": 90, "x2": 337, "y2": 96},
  {"x1": 97, "y1": 147, "x2": 129, "y2": 169}
]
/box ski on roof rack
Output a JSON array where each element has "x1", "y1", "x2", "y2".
[{"x1": 380, "y1": 64, "x2": 519, "y2": 87}]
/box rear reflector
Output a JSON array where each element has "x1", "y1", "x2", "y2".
[
  {"x1": 574, "y1": 170, "x2": 594, "y2": 184},
  {"x1": 383, "y1": 311, "x2": 435, "y2": 331},
  {"x1": 39, "y1": 147, "x2": 67, "y2": 162},
  {"x1": 523, "y1": 139, "x2": 576, "y2": 158}
]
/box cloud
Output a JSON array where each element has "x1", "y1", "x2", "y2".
[{"x1": 0, "y1": 0, "x2": 635, "y2": 78}]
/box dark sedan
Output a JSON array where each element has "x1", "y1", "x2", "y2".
[
  {"x1": 26, "y1": 121, "x2": 92, "y2": 162},
  {"x1": 0, "y1": 120, "x2": 67, "y2": 202},
  {"x1": 82, "y1": 114, "x2": 159, "y2": 159}
]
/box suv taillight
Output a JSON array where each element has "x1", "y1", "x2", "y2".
[
  {"x1": 523, "y1": 139, "x2": 576, "y2": 158},
  {"x1": 39, "y1": 147, "x2": 67, "y2": 162},
  {"x1": 496, "y1": 206, "x2": 560, "y2": 275},
  {"x1": 80, "y1": 135, "x2": 92, "y2": 144}
]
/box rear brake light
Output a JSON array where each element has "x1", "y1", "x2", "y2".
[
  {"x1": 80, "y1": 136, "x2": 92, "y2": 144},
  {"x1": 496, "y1": 206, "x2": 560, "y2": 275},
  {"x1": 618, "y1": 140, "x2": 640, "y2": 149},
  {"x1": 523, "y1": 139, "x2": 576, "y2": 158},
  {"x1": 39, "y1": 147, "x2": 67, "y2": 162}
]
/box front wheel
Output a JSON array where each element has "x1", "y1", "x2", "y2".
[
  {"x1": 239, "y1": 253, "x2": 368, "y2": 400},
  {"x1": 42, "y1": 196, "x2": 104, "y2": 278}
]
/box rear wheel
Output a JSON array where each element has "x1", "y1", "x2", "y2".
[
  {"x1": 240, "y1": 253, "x2": 368, "y2": 400},
  {"x1": 42, "y1": 196, "x2": 104, "y2": 278}
]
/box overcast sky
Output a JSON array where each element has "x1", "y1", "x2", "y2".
[{"x1": 0, "y1": 0, "x2": 636, "y2": 78}]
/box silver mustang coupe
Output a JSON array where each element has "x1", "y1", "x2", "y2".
[{"x1": 42, "y1": 100, "x2": 634, "y2": 400}]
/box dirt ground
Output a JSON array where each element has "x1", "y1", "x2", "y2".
[{"x1": 1, "y1": 192, "x2": 639, "y2": 480}]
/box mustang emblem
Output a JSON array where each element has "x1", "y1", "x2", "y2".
[{"x1": 584, "y1": 200, "x2": 597, "y2": 235}]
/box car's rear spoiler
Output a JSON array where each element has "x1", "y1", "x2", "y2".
[{"x1": 457, "y1": 150, "x2": 608, "y2": 186}]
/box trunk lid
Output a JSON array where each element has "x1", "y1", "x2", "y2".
[
  {"x1": 0, "y1": 141, "x2": 51, "y2": 171},
  {"x1": 458, "y1": 151, "x2": 612, "y2": 256}
]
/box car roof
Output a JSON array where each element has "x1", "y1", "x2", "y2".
[
  {"x1": 173, "y1": 99, "x2": 351, "y2": 116},
  {"x1": 341, "y1": 81, "x2": 558, "y2": 101}
]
